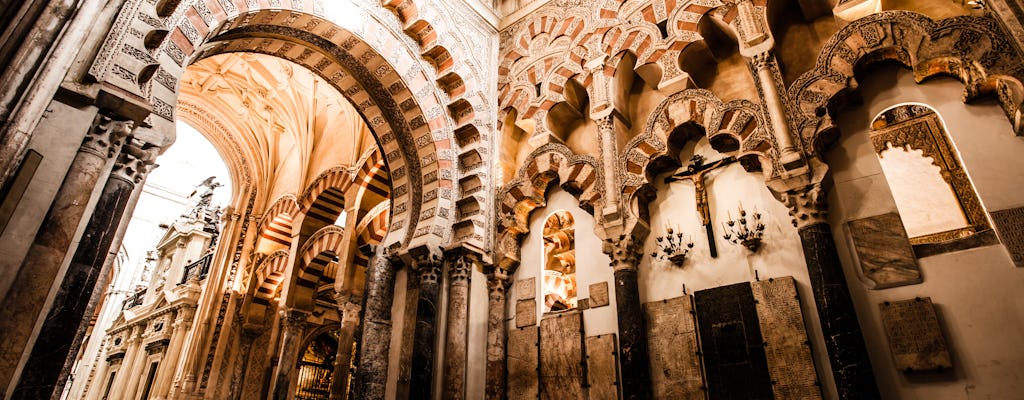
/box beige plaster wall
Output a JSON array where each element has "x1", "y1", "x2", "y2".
[
  {"x1": 508, "y1": 188, "x2": 618, "y2": 337},
  {"x1": 828, "y1": 65, "x2": 1024, "y2": 399}
]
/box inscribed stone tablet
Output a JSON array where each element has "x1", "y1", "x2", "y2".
[
  {"x1": 695, "y1": 282, "x2": 773, "y2": 400},
  {"x1": 992, "y1": 207, "x2": 1024, "y2": 267},
  {"x1": 847, "y1": 213, "x2": 921, "y2": 288},
  {"x1": 589, "y1": 281, "x2": 609, "y2": 308},
  {"x1": 515, "y1": 277, "x2": 536, "y2": 300},
  {"x1": 879, "y1": 297, "x2": 952, "y2": 372},
  {"x1": 752, "y1": 277, "x2": 822, "y2": 400},
  {"x1": 507, "y1": 326, "x2": 539, "y2": 400},
  {"x1": 515, "y1": 299, "x2": 536, "y2": 328},
  {"x1": 585, "y1": 334, "x2": 619, "y2": 400},
  {"x1": 643, "y1": 296, "x2": 703, "y2": 400},
  {"x1": 540, "y1": 311, "x2": 585, "y2": 399}
]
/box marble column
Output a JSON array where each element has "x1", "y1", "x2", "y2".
[
  {"x1": 11, "y1": 136, "x2": 156, "y2": 399},
  {"x1": 0, "y1": 114, "x2": 130, "y2": 394},
  {"x1": 107, "y1": 325, "x2": 143, "y2": 400},
  {"x1": 604, "y1": 235, "x2": 652, "y2": 400},
  {"x1": 781, "y1": 185, "x2": 880, "y2": 400},
  {"x1": 409, "y1": 253, "x2": 442, "y2": 399},
  {"x1": 442, "y1": 254, "x2": 473, "y2": 400},
  {"x1": 351, "y1": 249, "x2": 397, "y2": 400},
  {"x1": 153, "y1": 307, "x2": 196, "y2": 400},
  {"x1": 272, "y1": 309, "x2": 308, "y2": 400},
  {"x1": 329, "y1": 295, "x2": 360, "y2": 400},
  {"x1": 226, "y1": 320, "x2": 261, "y2": 400},
  {"x1": 484, "y1": 266, "x2": 509, "y2": 400}
]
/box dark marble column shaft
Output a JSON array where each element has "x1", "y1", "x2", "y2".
[
  {"x1": 329, "y1": 297, "x2": 360, "y2": 400},
  {"x1": 12, "y1": 137, "x2": 155, "y2": 400},
  {"x1": 442, "y1": 255, "x2": 472, "y2": 400},
  {"x1": 409, "y1": 255, "x2": 442, "y2": 399},
  {"x1": 228, "y1": 324, "x2": 261, "y2": 400},
  {"x1": 798, "y1": 222, "x2": 880, "y2": 399},
  {"x1": 606, "y1": 237, "x2": 651, "y2": 400},
  {"x1": 351, "y1": 250, "x2": 397, "y2": 400},
  {"x1": 272, "y1": 309, "x2": 308, "y2": 400},
  {"x1": 484, "y1": 267, "x2": 509, "y2": 400}
]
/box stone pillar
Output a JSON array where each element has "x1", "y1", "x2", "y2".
[
  {"x1": 484, "y1": 265, "x2": 509, "y2": 400},
  {"x1": 0, "y1": 114, "x2": 130, "y2": 394},
  {"x1": 409, "y1": 252, "x2": 442, "y2": 399},
  {"x1": 781, "y1": 184, "x2": 880, "y2": 400},
  {"x1": 10, "y1": 135, "x2": 156, "y2": 399},
  {"x1": 442, "y1": 253, "x2": 473, "y2": 400},
  {"x1": 107, "y1": 325, "x2": 143, "y2": 400},
  {"x1": 329, "y1": 295, "x2": 360, "y2": 400},
  {"x1": 595, "y1": 114, "x2": 626, "y2": 221},
  {"x1": 226, "y1": 321, "x2": 261, "y2": 400},
  {"x1": 603, "y1": 235, "x2": 652, "y2": 400},
  {"x1": 351, "y1": 249, "x2": 397, "y2": 400},
  {"x1": 121, "y1": 328, "x2": 151, "y2": 400},
  {"x1": 153, "y1": 307, "x2": 196, "y2": 400},
  {"x1": 272, "y1": 309, "x2": 308, "y2": 400}
]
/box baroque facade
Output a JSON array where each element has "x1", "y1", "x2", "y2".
[{"x1": 1, "y1": 0, "x2": 1024, "y2": 399}]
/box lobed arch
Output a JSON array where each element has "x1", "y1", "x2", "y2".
[
  {"x1": 89, "y1": 1, "x2": 462, "y2": 251},
  {"x1": 495, "y1": 144, "x2": 601, "y2": 271},
  {"x1": 788, "y1": 11, "x2": 1024, "y2": 156},
  {"x1": 619, "y1": 88, "x2": 777, "y2": 222}
]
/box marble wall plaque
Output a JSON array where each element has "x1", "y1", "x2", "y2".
[
  {"x1": 847, "y1": 213, "x2": 921, "y2": 288},
  {"x1": 992, "y1": 207, "x2": 1024, "y2": 267},
  {"x1": 515, "y1": 299, "x2": 536, "y2": 328},
  {"x1": 515, "y1": 277, "x2": 536, "y2": 300},
  {"x1": 540, "y1": 311, "x2": 585, "y2": 399},
  {"x1": 585, "y1": 334, "x2": 619, "y2": 400},
  {"x1": 879, "y1": 297, "x2": 952, "y2": 372},
  {"x1": 589, "y1": 281, "x2": 609, "y2": 308},
  {"x1": 752, "y1": 277, "x2": 822, "y2": 400},
  {"x1": 507, "y1": 326, "x2": 539, "y2": 400},
  {"x1": 643, "y1": 296, "x2": 703, "y2": 400},
  {"x1": 695, "y1": 282, "x2": 774, "y2": 400}
]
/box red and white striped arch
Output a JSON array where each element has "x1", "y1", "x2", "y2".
[{"x1": 252, "y1": 249, "x2": 291, "y2": 305}]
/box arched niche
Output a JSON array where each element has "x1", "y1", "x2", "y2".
[{"x1": 541, "y1": 210, "x2": 577, "y2": 312}]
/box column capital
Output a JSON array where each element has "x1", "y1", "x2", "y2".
[
  {"x1": 412, "y1": 252, "x2": 442, "y2": 285},
  {"x1": 603, "y1": 234, "x2": 643, "y2": 271},
  {"x1": 448, "y1": 254, "x2": 472, "y2": 284},
  {"x1": 780, "y1": 183, "x2": 829, "y2": 229},
  {"x1": 486, "y1": 266, "x2": 510, "y2": 297},
  {"x1": 80, "y1": 114, "x2": 132, "y2": 158},
  {"x1": 280, "y1": 308, "x2": 309, "y2": 329},
  {"x1": 111, "y1": 137, "x2": 159, "y2": 184}
]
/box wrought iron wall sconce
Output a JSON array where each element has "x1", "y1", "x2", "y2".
[
  {"x1": 652, "y1": 227, "x2": 694, "y2": 266},
  {"x1": 722, "y1": 203, "x2": 765, "y2": 252}
]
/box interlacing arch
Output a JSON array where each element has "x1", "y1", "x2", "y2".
[
  {"x1": 495, "y1": 144, "x2": 601, "y2": 270},
  {"x1": 620, "y1": 88, "x2": 777, "y2": 219},
  {"x1": 255, "y1": 194, "x2": 301, "y2": 251},
  {"x1": 789, "y1": 11, "x2": 1024, "y2": 153},
  {"x1": 252, "y1": 250, "x2": 292, "y2": 306},
  {"x1": 90, "y1": 0, "x2": 465, "y2": 250}
]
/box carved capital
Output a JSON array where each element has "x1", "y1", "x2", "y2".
[
  {"x1": 486, "y1": 266, "x2": 510, "y2": 297},
  {"x1": 749, "y1": 51, "x2": 774, "y2": 71},
  {"x1": 411, "y1": 250, "x2": 443, "y2": 286},
  {"x1": 280, "y1": 308, "x2": 309, "y2": 329},
  {"x1": 341, "y1": 301, "x2": 361, "y2": 324},
  {"x1": 80, "y1": 114, "x2": 132, "y2": 158},
  {"x1": 603, "y1": 234, "x2": 643, "y2": 271},
  {"x1": 448, "y1": 254, "x2": 473, "y2": 284},
  {"x1": 111, "y1": 137, "x2": 159, "y2": 184},
  {"x1": 781, "y1": 184, "x2": 829, "y2": 228}
]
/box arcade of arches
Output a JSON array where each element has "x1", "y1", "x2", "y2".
[{"x1": 2, "y1": 0, "x2": 1024, "y2": 399}]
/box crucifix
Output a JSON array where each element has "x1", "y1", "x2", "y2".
[{"x1": 664, "y1": 154, "x2": 737, "y2": 258}]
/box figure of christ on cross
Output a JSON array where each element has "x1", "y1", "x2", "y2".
[{"x1": 664, "y1": 154, "x2": 737, "y2": 258}]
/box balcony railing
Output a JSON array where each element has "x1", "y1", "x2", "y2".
[
  {"x1": 123, "y1": 289, "x2": 146, "y2": 309},
  {"x1": 179, "y1": 253, "x2": 213, "y2": 285}
]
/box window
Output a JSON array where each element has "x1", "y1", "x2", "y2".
[
  {"x1": 870, "y1": 103, "x2": 989, "y2": 244},
  {"x1": 542, "y1": 211, "x2": 577, "y2": 312}
]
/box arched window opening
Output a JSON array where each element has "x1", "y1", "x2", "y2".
[
  {"x1": 542, "y1": 210, "x2": 577, "y2": 312},
  {"x1": 870, "y1": 103, "x2": 989, "y2": 244},
  {"x1": 294, "y1": 332, "x2": 339, "y2": 400}
]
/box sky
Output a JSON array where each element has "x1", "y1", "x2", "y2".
[{"x1": 116, "y1": 121, "x2": 232, "y2": 288}]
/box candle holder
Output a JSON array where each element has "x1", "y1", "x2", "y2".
[
  {"x1": 723, "y1": 204, "x2": 766, "y2": 252},
  {"x1": 651, "y1": 227, "x2": 694, "y2": 266}
]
